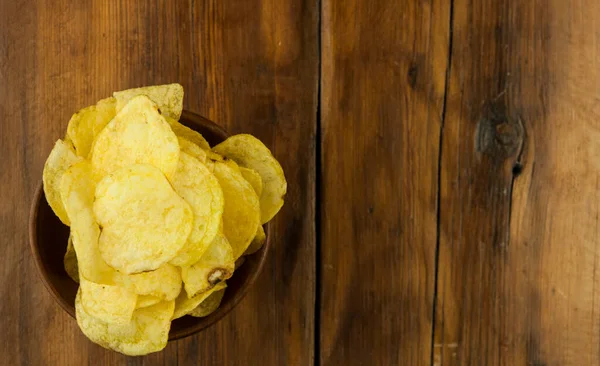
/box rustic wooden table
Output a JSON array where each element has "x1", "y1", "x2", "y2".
[{"x1": 1, "y1": 0, "x2": 598, "y2": 365}]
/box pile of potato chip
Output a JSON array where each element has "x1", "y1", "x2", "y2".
[{"x1": 42, "y1": 84, "x2": 286, "y2": 355}]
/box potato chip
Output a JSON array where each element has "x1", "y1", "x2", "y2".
[
  {"x1": 60, "y1": 160, "x2": 116, "y2": 284},
  {"x1": 76, "y1": 289, "x2": 175, "y2": 356},
  {"x1": 114, "y1": 83, "x2": 184, "y2": 120},
  {"x1": 169, "y1": 152, "x2": 223, "y2": 266},
  {"x1": 119, "y1": 264, "x2": 182, "y2": 301},
  {"x1": 213, "y1": 134, "x2": 287, "y2": 223},
  {"x1": 66, "y1": 97, "x2": 116, "y2": 158},
  {"x1": 244, "y1": 225, "x2": 267, "y2": 256},
  {"x1": 91, "y1": 95, "x2": 179, "y2": 180},
  {"x1": 64, "y1": 234, "x2": 79, "y2": 283},
  {"x1": 172, "y1": 282, "x2": 227, "y2": 320},
  {"x1": 240, "y1": 167, "x2": 263, "y2": 197},
  {"x1": 206, "y1": 151, "x2": 225, "y2": 162},
  {"x1": 224, "y1": 158, "x2": 241, "y2": 172},
  {"x1": 86, "y1": 98, "x2": 118, "y2": 159},
  {"x1": 136, "y1": 295, "x2": 162, "y2": 309},
  {"x1": 178, "y1": 137, "x2": 207, "y2": 163},
  {"x1": 66, "y1": 105, "x2": 96, "y2": 157},
  {"x1": 240, "y1": 167, "x2": 265, "y2": 254},
  {"x1": 46, "y1": 84, "x2": 291, "y2": 356},
  {"x1": 43, "y1": 139, "x2": 82, "y2": 225},
  {"x1": 181, "y1": 232, "x2": 234, "y2": 297},
  {"x1": 64, "y1": 134, "x2": 73, "y2": 145},
  {"x1": 212, "y1": 161, "x2": 260, "y2": 258},
  {"x1": 93, "y1": 97, "x2": 117, "y2": 134},
  {"x1": 188, "y1": 288, "x2": 226, "y2": 318},
  {"x1": 165, "y1": 116, "x2": 211, "y2": 150},
  {"x1": 80, "y1": 276, "x2": 137, "y2": 325},
  {"x1": 94, "y1": 164, "x2": 193, "y2": 274}
]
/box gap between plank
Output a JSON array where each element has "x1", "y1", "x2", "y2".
[
  {"x1": 314, "y1": 0, "x2": 323, "y2": 364},
  {"x1": 430, "y1": 1, "x2": 455, "y2": 365}
]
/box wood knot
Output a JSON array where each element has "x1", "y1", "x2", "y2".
[
  {"x1": 495, "y1": 123, "x2": 519, "y2": 146},
  {"x1": 475, "y1": 103, "x2": 524, "y2": 161},
  {"x1": 407, "y1": 63, "x2": 418, "y2": 89}
]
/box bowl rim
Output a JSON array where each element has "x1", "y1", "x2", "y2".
[{"x1": 29, "y1": 110, "x2": 272, "y2": 340}]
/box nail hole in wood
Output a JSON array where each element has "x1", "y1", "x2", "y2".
[{"x1": 512, "y1": 162, "x2": 523, "y2": 176}]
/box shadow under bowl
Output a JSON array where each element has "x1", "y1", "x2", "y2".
[{"x1": 29, "y1": 110, "x2": 270, "y2": 340}]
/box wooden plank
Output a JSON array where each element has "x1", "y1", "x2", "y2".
[
  {"x1": 319, "y1": 0, "x2": 450, "y2": 364},
  {"x1": 0, "y1": 0, "x2": 317, "y2": 364},
  {"x1": 177, "y1": 0, "x2": 318, "y2": 365},
  {"x1": 0, "y1": 1, "x2": 41, "y2": 365},
  {"x1": 433, "y1": 1, "x2": 600, "y2": 365}
]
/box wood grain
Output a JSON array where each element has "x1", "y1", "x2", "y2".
[
  {"x1": 319, "y1": 0, "x2": 450, "y2": 364},
  {"x1": 433, "y1": 1, "x2": 600, "y2": 365},
  {"x1": 3, "y1": 0, "x2": 600, "y2": 364},
  {"x1": 0, "y1": 0, "x2": 317, "y2": 365}
]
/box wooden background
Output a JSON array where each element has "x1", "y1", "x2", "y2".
[{"x1": 1, "y1": 0, "x2": 599, "y2": 365}]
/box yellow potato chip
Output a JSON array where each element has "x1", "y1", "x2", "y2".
[
  {"x1": 86, "y1": 98, "x2": 118, "y2": 159},
  {"x1": 169, "y1": 152, "x2": 223, "y2": 266},
  {"x1": 119, "y1": 264, "x2": 182, "y2": 301},
  {"x1": 80, "y1": 276, "x2": 137, "y2": 325},
  {"x1": 114, "y1": 83, "x2": 184, "y2": 120},
  {"x1": 188, "y1": 288, "x2": 226, "y2": 318},
  {"x1": 240, "y1": 167, "x2": 263, "y2": 197},
  {"x1": 206, "y1": 151, "x2": 224, "y2": 162},
  {"x1": 91, "y1": 95, "x2": 180, "y2": 180},
  {"x1": 66, "y1": 97, "x2": 116, "y2": 158},
  {"x1": 240, "y1": 168, "x2": 265, "y2": 254},
  {"x1": 60, "y1": 160, "x2": 116, "y2": 284},
  {"x1": 172, "y1": 282, "x2": 227, "y2": 320},
  {"x1": 76, "y1": 289, "x2": 174, "y2": 356},
  {"x1": 203, "y1": 151, "x2": 226, "y2": 174},
  {"x1": 213, "y1": 134, "x2": 287, "y2": 223},
  {"x1": 52, "y1": 84, "x2": 294, "y2": 356},
  {"x1": 64, "y1": 234, "x2": 79, "y2": 283},
  {"x1": 93, "y1": 97, "x2": 117, "y2": 135},
  {"x1": 64, "y1": 134, "x2": 73, "y2": 145},
  {"x1": 244, "y1": 225, "x2": 267, "y2": 256},
  {"x1": 66, "y1": 105, "x2": 96, "y2": 157},
  {"x1": 43, "y1": 139, "x2": 82, "y2": 225},
  {"x1": 94, "y1": 164, "x2": 193, "y2": 274},
  {"x1": 165, "y1": 116, "x2": 210, "y2": 150},
  {"x1": 136, "y1": 295, "x2": 162, "y2": 309},
  {"x1": 178, "y1": 137, "x2": 207, "y2": 163},
  {"x1": 181, "y1": 232, "x2": 234, "y2": 297},
  {"x1": 212, "y1": 161, "x2": 260, "y2": 258}
]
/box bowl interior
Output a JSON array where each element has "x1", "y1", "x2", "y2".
[{"x1": 29, "y1": 110, "x2": 270, "y2": 340}]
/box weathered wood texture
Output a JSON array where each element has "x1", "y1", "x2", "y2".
[
  {"x1": 433, "y1": 1, "x2": 600, "y2": 365},
  {"x1": 319, "y1": 0, "x2": 450, "y2": 364},
  {"x1": 2, "y1": 0, "x2": 600, "y2": 365},
  {"x1": 0, "y1": 0, "x2": 317, "y2": 365}
]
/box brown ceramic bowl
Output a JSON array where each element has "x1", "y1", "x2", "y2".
[{"x1": 29, "y1": 110, "x2": 270, "y2": 340}]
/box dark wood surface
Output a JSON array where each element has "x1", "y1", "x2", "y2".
[
  {"x1": 320, "y1": 0, "x2": 449, "y2": 364},
  {"x1": 1, "y1": 0, "x2": 598, "y2": 365},
  {"x1": 433, "y1": 1, "x2": 600, "y2": 365}
]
